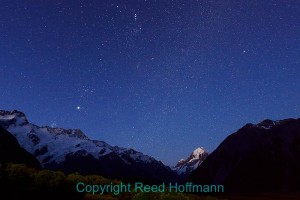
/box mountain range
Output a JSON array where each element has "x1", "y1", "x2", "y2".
[
  {"x1": 2, "y1": 109, "x2": 300, "y2": 195},
  {"x1": 0, "y1": 110, "x2": 179, "y2": 183}
]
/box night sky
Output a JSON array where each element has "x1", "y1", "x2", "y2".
[{"x1": 1, "y1": 1, "x2": 300, "y2": 165}]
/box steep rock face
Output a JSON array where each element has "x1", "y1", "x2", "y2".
[
  {"x1": 0, "y1": 110, "x2": 179, "y2": 183},
  {"x1": 189, "y1": 118, "x2": 300, "y2": 193},
  {"x1": 173, "y1": 147, "x2": 208, "y2": 177},
  {"x1": 0, "y1": 126, "x2": 40, "y2": 168}
]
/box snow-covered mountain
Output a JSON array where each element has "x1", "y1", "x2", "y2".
[
  {"x1": 173, "y1": 147, "x2": 209, "y2": 177},
  {"x1": 0, "y1": 110, "x2": 179, "y2": 183}
]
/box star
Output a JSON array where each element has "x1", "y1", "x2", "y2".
[{"x1": 2, "y1": 0, "x2": 298, "y2": 166}]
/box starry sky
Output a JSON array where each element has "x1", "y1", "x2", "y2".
[{"x1": 1, "y1": 1, "x2": 300, "y2": 165}]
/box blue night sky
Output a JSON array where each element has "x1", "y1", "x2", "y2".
[{"x1": 1, "y1": 1, "x2": 299, "y2": 165}]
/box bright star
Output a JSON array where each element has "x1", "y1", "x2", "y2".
[{"x1": 76, "y1": 106, "x2": 81, "y2": 110}]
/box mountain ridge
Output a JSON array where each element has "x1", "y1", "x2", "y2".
[
  {"x1": 0, "y1": 109, "x2": 179, "y2": 183},
  {"x1": 189, "y1": 117, "x2": 300, "y2": 193}
]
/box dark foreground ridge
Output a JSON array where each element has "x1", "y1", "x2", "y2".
[
  {"x1": 189, "y1": 118, "x2": 300, "y2": 193},
  {"x1": 0, "y1": 126, "x2": 40, "y2": 168}
]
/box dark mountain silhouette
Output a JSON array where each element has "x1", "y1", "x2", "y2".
[
  {"x1": 0, "y1": 126, "x2": 40, "y2": 168},
  {"x1": 189, "y1": 118, "x2": 300, "y2": 193}
]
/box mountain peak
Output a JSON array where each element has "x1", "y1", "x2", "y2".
[
  {"x1": 173, "y1": 147, "x2": 209, "y2": 177},
  {"x1": 192, "y1": 147, "x2": 206, "y2": 158},
  {"x1": 0, "y1": 109, "x2": 29, "y2": 127},
  {"x1": 0, "y1": 109, "x2": 26, "y2": 116},
  {"x1": 0, "y1": 110, "x2": 27, "y2": 119},
  {"x1": 241, "y1": 118, "x2": 297, "y2": 131},
  {"x1": 255, "y1": 119, "x2": 279, "y2": 129}
]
